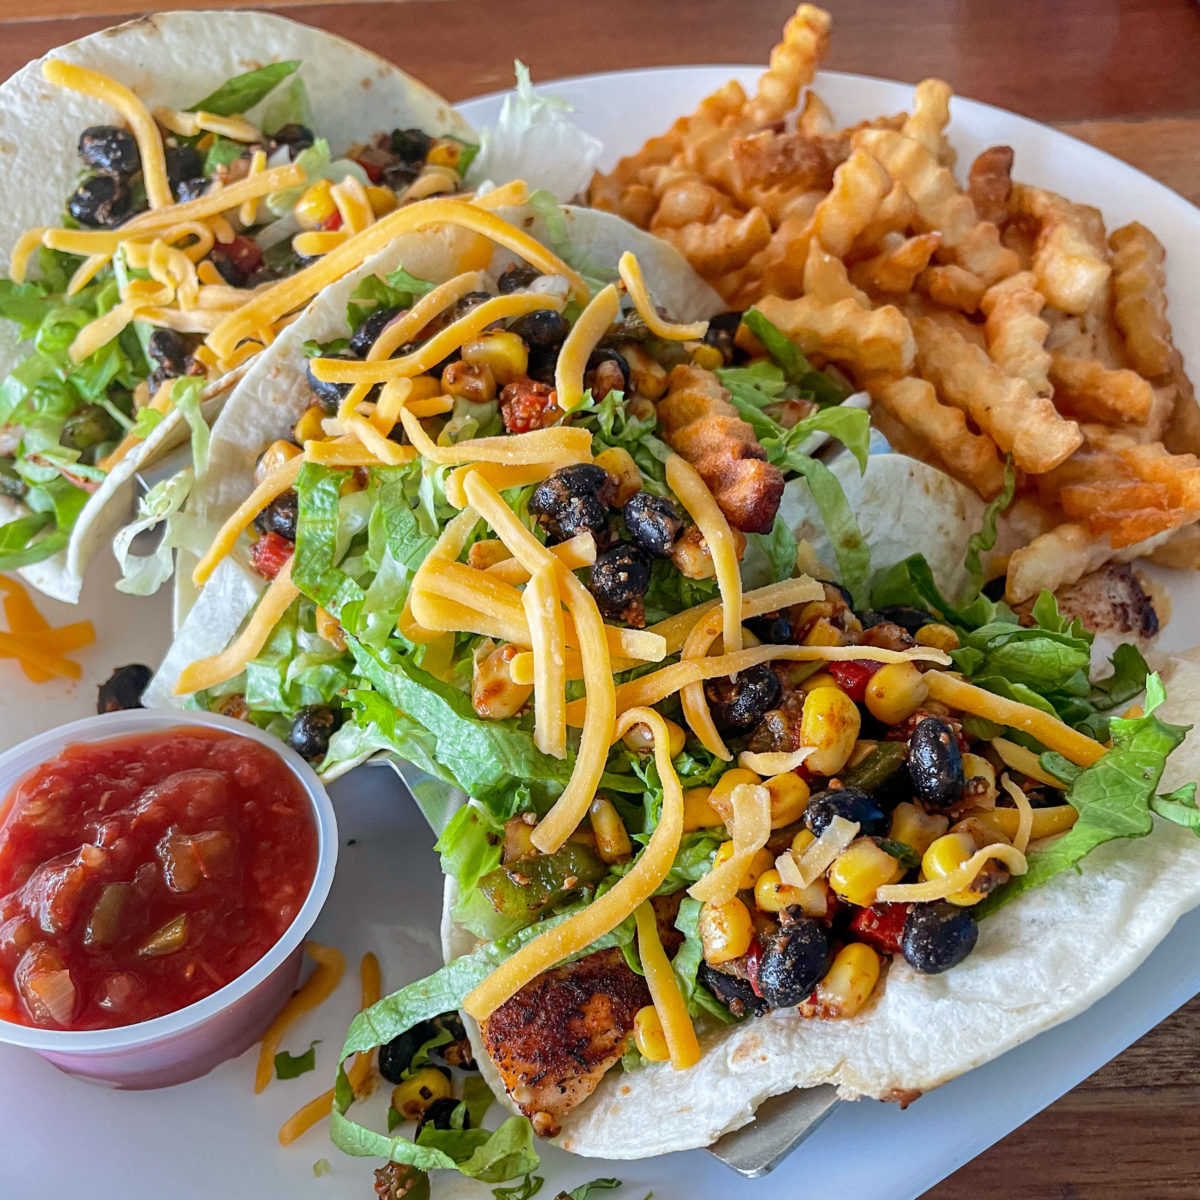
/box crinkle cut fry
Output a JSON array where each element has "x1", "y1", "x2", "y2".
[
  {"x1": 980, "y1": 271, "x2": 1051, "y2": 398},
  {"x1": 1048, "y1": 354, "x2": 1154, "y2": 425},
  {"x1": 912, "y1": 314, "x2": 1082, "y2": 474},
  {"x1": 868, "y1": 374, "x2": 1007, "y2": 498},
  {"x1": 851, "y1": 232, "x2": 941, "y2": 296},
  {"x1": 1011, "y1": 184, "x2": 1111, "y2": 316},
  {"x1": 755, "y1": 293, "x2": 916, "y2": 379},
  {"x1": 966, "y1": 145, "x2": 1014, "y2": 227},
  {"x1": 901, "y1": 78, "x2": 953, "y2": 163},
  {"x1": 744, "y1": 4, "x2": 832, "y2": 126},
  {"x1": 1108, "y1": 221, "x2": 1173, "y2": 377},
  {"x1": 852, "y1": 128, "x2": 1018, "y2": 285}
]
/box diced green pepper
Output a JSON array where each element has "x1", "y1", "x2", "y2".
[
  {"x1": 138, "y1": 913, "x2": 190, "y2": 957},
  {"x1": 479, "y1": 843, "x2": 607, "y2": 924},
  {"x1": 83, "y1": 882, "x2": 132, "y2": 947},
  {"x1": 840, "y1": 741, "x2": 908, "y2": 792}
]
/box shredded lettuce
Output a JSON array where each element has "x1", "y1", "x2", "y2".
[
  {"x1": 266, "y1": 139, "x2": 368, "y2": 217},
  {"x1": 740, "y1": 308, "x2": 848, "y2": 408},
  {"x1": 260, "y1": 74, "x2": 313, "y2": 135},
  {"x1": 187, "y1": 60, "x2": 300, "y2": 117},
  {"x1": 467, "y1": 62, "x2": 604, "y2": 203},
  {"x1": 112, "y1": 468, "x2": 194, "y2": 596},
  {"x1": 347, "y1": 267, "x2": 435, "y2": 330},
  {"x1": 274, "y1": 1040, "x2": 318, "y2": 1080},
  {"x1": 963, "y1": 457, "x2": 1016, "y2": 592},
  {"x1": 980, "y1": 675, "x2": 1198, "y2": 914}
]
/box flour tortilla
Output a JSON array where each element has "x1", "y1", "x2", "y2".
[
  {"x1": 443, "y1": 651, "x2": 1200, "y2": 1159},
  {"x1": 0, "y1": 9, "x2": 471, "y2": 602},
  {"x1": 146, "y1": 201, "x2": 723, "y2": 705}
]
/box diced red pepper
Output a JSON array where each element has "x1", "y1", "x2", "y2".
[
  {"x1": 827, "y1": 659, "x2": 882, "y2": 703},
  {"x1": 744, "y1": 936, "x2": 764, "y2": 998},
  {"x1": 321, "y1": 209, "x2": 344, "y2": 232},
  {"x1": 849, "y1": 903, "x2": 909, "y2": 955},
  {"x1": 221, "y1": 234, "x2": 263, "y2": 277},
  {"x1": 352, "y1": 156, "x2": 384, "y2": 184},
  {"x1": 250, "y1": 532, "x2": 294, "y2": 580},
  {"x1": 500, "y1": 376, "x2": 562, "y2": 433}
]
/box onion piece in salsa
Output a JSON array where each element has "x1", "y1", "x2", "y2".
[{"x1": 0, "y1": 728, "x2": 318, "y2": 1031}]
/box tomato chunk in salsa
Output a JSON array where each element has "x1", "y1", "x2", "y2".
[{"x1": 0, "y1": 728, "x2": 317, "y2": 1031}]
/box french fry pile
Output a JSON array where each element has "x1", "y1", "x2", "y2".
[{"x1": 589, "y1": 5, "x2": 1199, "y2": 603}]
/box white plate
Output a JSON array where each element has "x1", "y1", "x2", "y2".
[{"x1": 3, "y1": 65, "x2": 1200, "y2": 1200}]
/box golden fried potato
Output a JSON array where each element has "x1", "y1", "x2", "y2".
[
  {"x1": 1108, "y1": 221, "x2": 1173, "y2": 378},
  {"x1": 869, "y1": 374, "x2": 1007, "y2": 497},
  {"x1": 756, "y1": 294, "x2": 916, "y2": 378},
  {"x1": 1011, "y1": 185, "x2": 1111, "y2": 315},
  {"x1": 658, "y1": 209, "x2": 773, "y2": 278},
  {"x1": 811, "y1": 147, "x2": 892, "y2": 257},
  {"x1": 798, "y1": 90, "x2": 836, "y2": 138},
  {"x1": 850, "y1": 183, "x2": 917, "y2": 255},
  {"x1": 745, "y1": 4, "x2": 832, "y2": 126},
  {"x1": 854, "y1": 128, "x2": 1018, "y2": 284},
  {"x1": 966, "y1": 146, "x2": 1014, "y2": 227},
  {"x1": 851, "y1": 232, "x2": 941, "y2": 295},
  {"x1": 912, "y1": 315, "x2": 1082, "y2": 472},
  {"x1": 1146, "y1": 523, "x2": 1200, "y2": 569},
  {"x1": 1048, "y1": 354, "x2": 1155, "y2": 426},
  {"x1": 901, "y1": 79, "x2": 954, "y2": 165},
  {"x1": 803, "y1": 241, "x2": 871, "y2": 307},
  {"x1": 980, "y1": 271, "x2": 1052, "y2": 398},
  {"x1": 649, "y1": 177, "x2": 737, "y2": 230},
  {"x1": 920, "y1": 263, "x2": 987, "y2": 313},
  {"x1": 729, "y1": 130, "x2": 834, "y2": 195}
]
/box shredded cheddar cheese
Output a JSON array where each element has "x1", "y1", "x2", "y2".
[
  {"x1": 666, "y1": 454, "x2": 742, "y2": 658},
  {"x1": 555, "y1": 283, "x2": 622, "y2": 412},
  {"x1": 679, "y1": 606, "x2": 735, "y2": 761},
  {"x1": 634, "y1": 903, "x2": 701, "y2": 1071},
  {"x1": 464, "y1": 707, "x2": 683, "y2": 1021},
  {"x1": 1001, "y1": 775, "x2": 1035, "y2": 855},
  {"x1": 524, "y1": 561, "x2": 568, "y2": 759},
  {"x1": 992, "y1": 737, "x2": 1068, "y2": 789},
  {"x1": 688, "y1": 783, "x2": 772, "y2": 904},
  {"x1": 739, "y1": 745, "x2": 817, "y2": 775},
  {"x1": 877, "y1": 842, "x2": 1028, "y2": 903},
  {"x1": 785, "y1": 815, "x2": 859, "y2": 888},
  {"x1": 397, "y1": 406, "x2": 591, "y2": 466},
  {"x1": 618, "y1": 252, "x2": 709, "y2": 341}
]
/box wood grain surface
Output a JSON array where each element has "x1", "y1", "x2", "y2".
[{"x1": 1, "y1": 1, "x2": 1199, "y2": 1197}]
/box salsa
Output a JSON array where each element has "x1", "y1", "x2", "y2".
[{"x1": 0, "y1": 728, "x2": 318, "y2": 1031}]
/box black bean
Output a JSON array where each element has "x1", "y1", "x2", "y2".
[
  {"x1": 288, "y1": 705, "x2": 344, "y2": 760},
  {"x1": 349, "y1": 307, "x2": 403, "y2": 358},
  {"x1": 584, "y1": 348, "x2": 630, "y2": 402},
  {"x1": 525, "y1": 344, "x2": 559, "y2": 385},
  {"x1": 497, "y1": 264, "x2": 542, "y2": 294},
  {"x1": 306, "y1": 354, "x2": 353, "y2": 412},
  {"x1": 254, "y1": 490, "x2": 298, "y2": 542},
  {"x1": 271, "y1": 123, "x2": 315, "y2": 157},
  {"x1": 804, "y1": 786, "x2": 888, "y2": 837},
  {"x1": 589, "y1": 543, "x2": 651, "y2": 618},
  {"x1": 165, "y1": 145, "x2": 205, "y2": 195},
  {"x1": 756, "y1": 918, "x2": 833, "y2": 1009},
  {"x1": 68, "y1": 174, "x2": 133, "y2": 228},
  {"x1": 704, "y1": 664, "x2": 782, "y2": 734},
  {"x1": 391, "y1": 127, "x2": 433, "y2": 166},
  {"x1": 382, "y1": 162, "x2": 419, "y2": 190},
  {"x1": 745, "y1": 613, "x2": 794, "y2": 645},
  {"x1": 416, "y1": 1097, "x2": 468, "y2": 1137},
  {"x1": 509, "y1": 308, "x2": 567, "y2": 347},
  {"x1": 78, "y1": 126, "x2": 139, "y2": 175},
  {"x1": 702, "y1": 310, "x2": 743, "y2": 365},
  {"x1": 147, "y1": 329, "x2": 189, "y2": 378},
  {"x1": 377, "y1": 1021, "x2": 437, "y2": 1084},
  {"x1": 172, "y1": 177, "x2": 209, "y2": 204},
  {"x1": 529, "y1": 464, "x2": 613, "y2": 544},
  {"x1": 623, "y1": 492, "x2": 684, "y2": 557},
  {"x1": 870, "y1": 605, "x2": 936, "y2": 634},
  {"x1": 97, "y1": 664, "x2": 152, "y2": 714},
  {"x1": 907, "y1": 716, "x2": 966, "y2": 811},
  {"x1": 698, "y1": 962, "x2": 768, "y2": 1019},
  {"x1": 901, "y1": 901, "x2": 978, "y2": 974}
]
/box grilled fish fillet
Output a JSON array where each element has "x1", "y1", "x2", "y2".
[
  {"x1": 480, "y1": 947, "x2": 650, "y2": 1137},
  {"x1": 657, "y1": 364, "x2": 785, "y2": 534}
]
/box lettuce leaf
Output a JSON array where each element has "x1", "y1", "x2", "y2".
[
  {"x1": 187, "y1": 60, "x2": 300, "y2": 116},
  {"x1": 347, "y1": 267, "x2": 435, "y2": 331},
  {"x1": 112, "y1": 468, "x2": 194, "y2": 596},
  {"x1": 963, "y1": 457, "x2": 1015, "y2": 591},
  {"x1": 978, "y1": 674, "x2": 1197, "y2": 915},
  {"x1": 740, "y1": 309, "x2": 847, "y2": 407}
]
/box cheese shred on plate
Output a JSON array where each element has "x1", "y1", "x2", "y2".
[{"x1": 464, "y1": 707, "x2": 684, "y2": 1021}]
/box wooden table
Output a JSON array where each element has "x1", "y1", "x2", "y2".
[{"x1": 3, "y1": 1, "x2": 1199, "y2": 1195}]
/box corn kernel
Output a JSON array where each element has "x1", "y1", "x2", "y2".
[
  {"x1": 962, "y1": 752, "x2": 997, "y2": 803},
  {"x1": 594, "y1": 446, "x2": 641, "y2": 505},
  {"x1": 682, "y1": 787, "x2": 724, "y2": 832},
  {"x1": 698, "y1": 896, "x2": 754, "y2": 964},
  {"x1": 589, "y1": 795, "x2": 632, "y2": 863},
  {"x1": 405, "y1": 374, "x2": 444, "y2": 402},
  {"x1": 633, "y1": 1005, "x2": 670, "y2": 1062},
  {"x1": 798, "y1": 670, "x2": 838, "y2": 693},
  {"x1": 503, "y1": 814, "x2": 537, "y2": 862},
  {"x1": 922, "y1": 832, "x2": 985, "y2": 905},
  {"x1": 864, "y1": 661, "x2": 930, "y2": 725},
  {"x1": 1123, "y1": 703, "x2": 1145, "y2": 720},
  {"x1": 622, "y1": 716, "x2": 685, "y2": 758},
  {"x1": 366, "y1": 185, "x2": 397, "y2": 216},
  {"x1": 467, "y1": 539, "x2": 510, "y2": 571},
  {"x1": 391, "y1": 1067, "x2": 452, "y2": 1121},
  {"x1": 888, "y1": 801, "x2": 949, "y2": 856},
  {"x1": 801, "y1": 943, "x2": 881, "y2": 1019},
  {"x1": 799, "y1": 687, "x2": 861, "y2": 776},
  {"x1": 915, "y1": 622, "x2": 960, "y2": 652},
  {"x1": 713, "y1": 842, "x2": 774, "y2": 890},
  {"x1": 791, "y1": 829, "x2": 816, "y2": 856},
  {"x1": 295, "y1": 179, "x2": 337, "y2": 231},
  {"x1": 471, "y1": 642, "x2": 532, "y2": 720},
  {"x1": 427, "y1": 140, "x2": 461, "y2": 170},
  {"x1": 315, "y1": 606, "x2": 347, "y2": 652},
  {"x1": 802, "y1": 617, "x2": 844, "y2": 647},
  {"x1": 621, "y1": 342, "x2": 668, "y2": 400},
  {"x1": 690, "y1": 343, "x2": 725, "y2": 371},
  {"x1": 828, "y1": 838, "x2": 904, "y2": 908},
  {"x1": 764, "y1": 772, "x2": 810, "y2": 828},
  {"x1": 293, "y1": 404, "x2": 327, "y2": 444},
  {"x1": 441, "y1": 360, "x2": 497, "y2": 403},
  {"x1": 753, "y1": 868, "x2": 830, "y2": 916},
  {"x1": 708, "y1": 768, "x2": 762, "y2": 822},
  {"x1": 255, "y1": 439, "x2": 301, "y2": 484},
  {"x1": 462, "y1": 330, "x2": 529, "y2": 386},
  {"x1": 972, "y1": 804, "x2": 1078, "y2": 843}
]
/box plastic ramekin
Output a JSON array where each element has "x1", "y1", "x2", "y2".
[{"x1": 0, "y1": 709, "x2": 338, "y2": 1089}]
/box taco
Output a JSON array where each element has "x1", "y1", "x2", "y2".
[
  {"x1": 0, "y1": 9, "x2": 475, "y2": 602},
  {"x1": 141, "y1": 192, "x2": 1200, "y2": 1184}
]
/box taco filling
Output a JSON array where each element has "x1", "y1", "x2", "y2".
[
  {"x1": 0, "y1": 38, "x2": 474, "y2": 584},
  {"x1": 143, "y1": 195, "x2": 1200, "y2": 1181}
]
